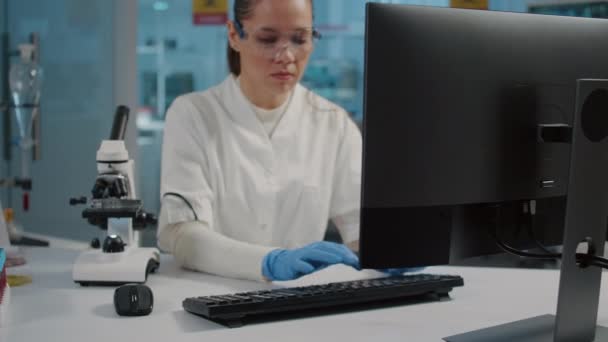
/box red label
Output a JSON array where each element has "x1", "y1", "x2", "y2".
[
  {"x1": 193, "y1": 13, "x2": 228, "y2": 25},
  {"x1": 0, "y1": 266, "x2": 6, "y2": 303}
]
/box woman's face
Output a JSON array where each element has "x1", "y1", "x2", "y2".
[{"x1": 228, "y1": 0, "x2": 314, "y2": 96}]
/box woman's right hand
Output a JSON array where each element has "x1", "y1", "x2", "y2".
[{"x1": 262, "y1": 241, "x2": 360, "y2": 281}]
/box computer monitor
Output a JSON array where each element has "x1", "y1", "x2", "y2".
[{"x1": 360, "y1": 4, "x2": 608, "y2": 341}]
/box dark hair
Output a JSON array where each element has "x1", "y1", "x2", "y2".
[{"x1": 227, "y1": 0, "x2": 314, "y2": 76}]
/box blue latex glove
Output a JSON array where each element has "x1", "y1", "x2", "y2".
[
  {"x1": 262, "y1": 241, "x2": 360, "y2": 281},
  {"x1": 380, "y1": 267, "x2": 425, "y2": 276}
]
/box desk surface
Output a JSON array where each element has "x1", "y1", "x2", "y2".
[{"x1": 1, "y1": 247, "x2": 608, "y2": 342}]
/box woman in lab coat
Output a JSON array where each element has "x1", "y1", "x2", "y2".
[{"x1": 158, "y1": 0, "x2": 362, "y2": 281}]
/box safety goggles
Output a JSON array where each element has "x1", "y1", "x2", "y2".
[{"x1": 235, "y1": 21, "x2": 322, "y2": 60}]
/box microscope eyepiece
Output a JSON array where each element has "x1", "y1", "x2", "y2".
[{"x1": 110, "y1": 105, "x2": 130, "y2": 140}]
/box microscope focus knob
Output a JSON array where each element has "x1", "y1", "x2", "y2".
[
  {"x1": 90, "y1": 238, "x2": 101, "y2": 249},
  {"x1": 69, "y1": 196, "x2": 87, "y2": 206},
  {"x1": 133, "y1": 211, "x2": 158, "y2": 229},
  {"x1": 102, "y1": 235, "x2": 125, "y2": 253}
]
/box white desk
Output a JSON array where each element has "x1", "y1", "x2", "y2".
[{"x1": 1, "y1": 247, "x2": 608, "y2": 342}]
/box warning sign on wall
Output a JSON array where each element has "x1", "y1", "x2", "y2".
[
  {"x1": 193, "y1": 0, "x2": 228, "y2": 26},
  {"x1": 450, "y1": 0, "x2": 488, "y2": 10}
]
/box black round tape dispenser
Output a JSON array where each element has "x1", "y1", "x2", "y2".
[{"x1": 114, "y1": 284, "x2": 154, "y2": 316}]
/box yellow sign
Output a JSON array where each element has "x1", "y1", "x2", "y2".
[
  {"x1": 7, "y1": 275, "x2": 32, "y2": 287},
  {"x1": 193, "y1": 0, "x2": 228, "y2": 25},
  {"x1": 450, "y1": 0, "x2": 488, "y2": 10}
]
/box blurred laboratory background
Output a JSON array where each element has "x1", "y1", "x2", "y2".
[{"x1": 0, "y1": 0, "x2": 606, "y2": 246}]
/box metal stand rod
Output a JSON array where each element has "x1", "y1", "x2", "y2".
[{"x1": 445, "y1": 79, "x2": 608, "y2": 341}]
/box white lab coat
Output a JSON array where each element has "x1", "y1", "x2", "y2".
[{"x1": 158, "y1": 75, "x2": 362, "y2": 280}]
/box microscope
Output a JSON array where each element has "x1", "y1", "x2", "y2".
[{"x1": 70, "y1": 106, "x2": 160, "y2": 286}]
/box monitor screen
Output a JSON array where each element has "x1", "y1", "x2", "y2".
[{"x1": 359, "y1": 4, "x2": 608, "y2": 269}]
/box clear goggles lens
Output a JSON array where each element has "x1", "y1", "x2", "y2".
[{"x1": 239, "y1": 26, "x2": 321, "y2": 59}]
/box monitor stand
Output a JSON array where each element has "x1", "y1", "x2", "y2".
[
  {"x1": 445, "y1": 315, "x2": 608, "y2": 342},
  {"x1": 445, "y1": 79, "x2": 608, "y2": 342}
]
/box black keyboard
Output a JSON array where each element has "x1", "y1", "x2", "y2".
[{"x1": 183, "y1": 273, "x2": 464, "y2": 327}]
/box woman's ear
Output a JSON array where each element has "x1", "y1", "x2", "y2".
[{"x1": 226, "y1": 20, "x2": 241, "y2": 52}]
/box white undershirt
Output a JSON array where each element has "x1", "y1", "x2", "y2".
[{"x1": 238, "y1": 77, "x2": 292, "y2": 136}]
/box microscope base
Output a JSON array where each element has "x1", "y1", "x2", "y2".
[{"x1": 72, "y1": 247, "x2": 160, "y2": 286}]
